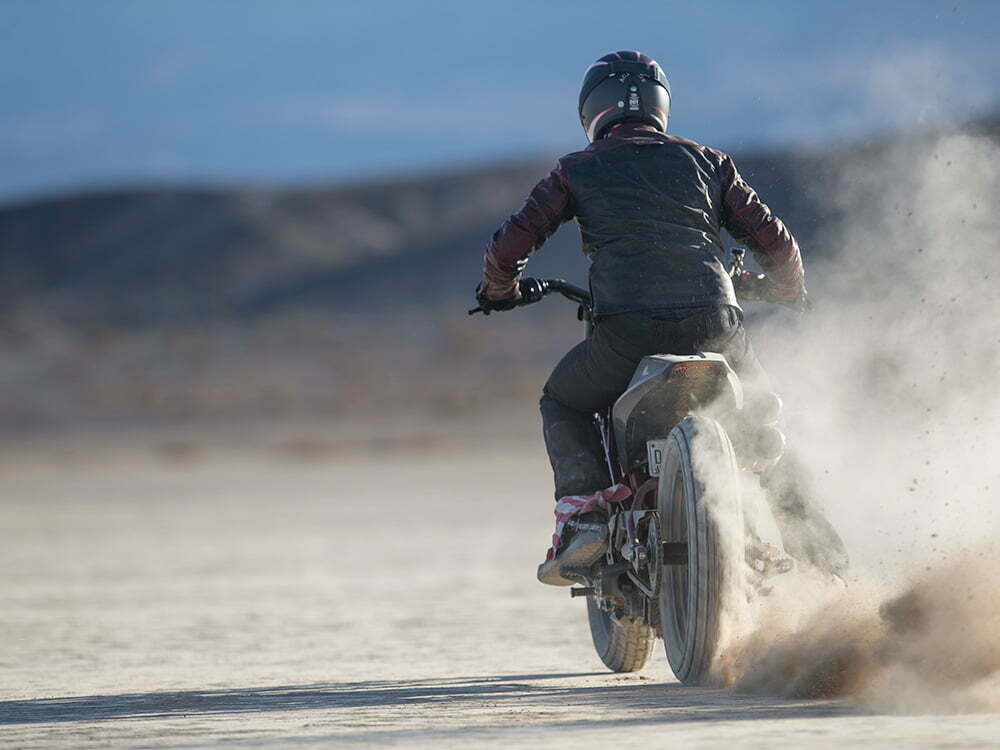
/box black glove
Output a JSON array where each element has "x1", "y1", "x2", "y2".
[{"x1": 473, "y1": 283, "x2": 522, "y2": 315}]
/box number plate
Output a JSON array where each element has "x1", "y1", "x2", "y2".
[{"x1": 646, "y1": 439, "x2": 668, "y2": 477}]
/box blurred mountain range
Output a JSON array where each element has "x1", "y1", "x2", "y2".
[
  {"x1": 0, "y1": 143, "x2": 847, "y2": 326},
  {"x1": 1, "y1": 117, "x2": 997, "y2": 430},
  {"x1": 0, "y1": 161, "x2": 550, "y2": 324}
]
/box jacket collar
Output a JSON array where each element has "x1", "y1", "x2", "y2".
[{"x1": 605, "y1": 121, "x2": 663, "y2": 139}]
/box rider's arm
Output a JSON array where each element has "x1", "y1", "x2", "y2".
[
  {"x1": 480, "y1": 166, "x2": 574, "y2": 300},
  {"x1": 718, "y1": 155, "x2": 805, "y2": 302}
]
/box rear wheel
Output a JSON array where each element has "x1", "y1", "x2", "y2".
[
  {"x1": 586, "y1": 597, "x2": 656, "y2": 672},
  {"x1": 658, "y1": 416, "x2": 743, "y2": 685}
]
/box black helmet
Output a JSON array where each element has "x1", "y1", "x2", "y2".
[{"x1": 578, "y1": 51, "x2": 671, "y2": 142}]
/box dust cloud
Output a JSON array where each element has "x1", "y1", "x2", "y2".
[{"x1": 710, "y1": 129, "x2": 1000, "y2": 710}]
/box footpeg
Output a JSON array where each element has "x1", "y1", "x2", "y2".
[{"x1": 570, "y1": 587, "x2": 596, "y2": 598}]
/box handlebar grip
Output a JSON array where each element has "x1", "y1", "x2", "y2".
[
  {"x1": 470, "y1": 277, "x2": 593, "y2": 316},
  {"x1": 469, "y1": 278, "x2": 546, "y2": 316}
]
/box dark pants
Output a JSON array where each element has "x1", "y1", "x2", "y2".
[
  {"x1": 540, "y1": 306, "x2": 765, "y2": 499},
  {"x1": 539, "y1": 307, "x2": 849, "y2": 574}
]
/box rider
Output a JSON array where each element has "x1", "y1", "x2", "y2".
[{"x1": 475, "y1": 51, "x2": 835, "y2": 585}]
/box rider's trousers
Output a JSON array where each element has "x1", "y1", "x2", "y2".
[{"x1": 540, "y1": 305, "x2": 765, "y2": 500}]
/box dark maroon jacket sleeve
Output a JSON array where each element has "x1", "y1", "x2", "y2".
[
  {"x1": 718, "y1": 155, "x2": 805, "y2": 300},
  {"x1": 480, "y1": 166, "x2": 574, "y2": 299}
]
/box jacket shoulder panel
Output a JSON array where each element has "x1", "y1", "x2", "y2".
[{"x1": 659, "y1": 135, "x2": 729, "y2": 169}]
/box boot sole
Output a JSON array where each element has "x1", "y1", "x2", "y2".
[{"x1": 537, "y1": 531, "x2": 608, "y2": 587}]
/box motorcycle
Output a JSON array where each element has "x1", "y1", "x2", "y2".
[{"x1": 470, "y1": 249, "x2": 812, "y2": 685}]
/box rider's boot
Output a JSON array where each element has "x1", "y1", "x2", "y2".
[
  {"x1": 762, "y1": 453, "x2": 850, "y2": 577},
  {"x1": 537, "y1": 510, "x2": 609, "y2": 586},
  {"x1": 537, "y1": 397, "x2": 621, "y2": 586}
]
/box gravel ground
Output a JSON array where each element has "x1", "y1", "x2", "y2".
[{"x1": 2, "y1": 439, "x2": 998, "y2": 748}]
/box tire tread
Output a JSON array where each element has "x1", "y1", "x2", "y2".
[{"x1": 587, "y1": 600, "x2": 656, "y2": 673}]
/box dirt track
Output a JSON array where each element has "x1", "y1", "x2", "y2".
[{"x1": 2, "y1": 439, "x2": 999, "y2": 748}]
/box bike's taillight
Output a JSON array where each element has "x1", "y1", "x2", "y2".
[{"x1": 671, "y1": 362, "x2": 717, "y2": 375}]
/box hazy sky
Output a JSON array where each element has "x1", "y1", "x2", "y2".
[{"x1": 2, "y1": 0, "x2": 999, "y2": 201}]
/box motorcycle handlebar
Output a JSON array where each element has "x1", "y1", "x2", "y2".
[
  {"x1": 467, "y1": 278, "x2": 591, "y2": 316},
  {"x1": 469, "y1": 249, "x2": 808, "y2": 316}
]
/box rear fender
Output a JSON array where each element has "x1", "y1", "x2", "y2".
[{"x1": 611, "y1": 353, "x2": 742, "y2": 472}]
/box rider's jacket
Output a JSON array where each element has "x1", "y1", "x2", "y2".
[{"x1": 481, "y1": 122, "x2": 805, "y2": 316}]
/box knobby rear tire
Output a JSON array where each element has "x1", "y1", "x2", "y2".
[
  {"x1": 586, "y1": 597, "x2": 656, "y2": 673},
  {"x1": 657, "y1": 415, "x2": 743, "y2": 685}
]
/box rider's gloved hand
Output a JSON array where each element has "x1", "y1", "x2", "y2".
[
  {"x1": 766, "y1": 282, "x2": 810, "y2": 312},
  {"x1": 791, "y1": 291, "x2": 812, "y2": 312},
  {"x1": 763, "y1": 276, "x2": 807, "y2": 306},
  {"x1": 474, "y1": 280, "x2": 522, "y2": 314}
]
